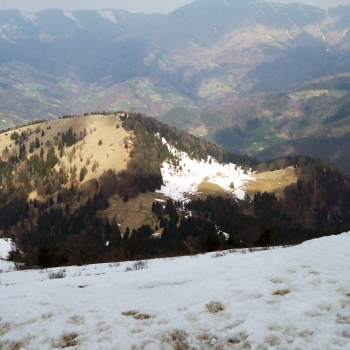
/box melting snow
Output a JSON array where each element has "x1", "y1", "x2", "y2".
[
  {"x1": 156, "y1": 138, "x2": 252, "y2": 201},
  {"x1": 0, "y1": 233, "x2": 350, "y2": 348}
]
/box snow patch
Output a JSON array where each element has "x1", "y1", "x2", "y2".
[
  {"x1": 0, "y1": 238, "x2": 15, "y2": 260},
  {"x1": 18, "y1": 11, "x2": 37, "y2": 25},
  {"x1": 98, "y1": 10, "x2": 117, "y2": 23},
  {"x1": 63, "y1": 11, "x2": 82, "y2": 27},
  {"x1": 222, "y1": 0, "x2": 231, "y2": 10},
  {"x1": 156, "y1": 137, "x2": 252, "y2": 202}
]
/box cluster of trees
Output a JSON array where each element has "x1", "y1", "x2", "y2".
[{"x1": 16, "y1": 183, "x2": 119, "y2": 267}]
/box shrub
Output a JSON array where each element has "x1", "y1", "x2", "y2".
[
  {"x1": 98, "y1": 139, "x2": 102, "y2": 146},
  {"x1": 47, "y1": 269, "x2": 66, "y2": 279},
  {"x1": 211, "y1": 251, "x2": 227, "y2": 258},
  {"x1": 125, "y1": 260, "x2": 149, "y2": 272}
]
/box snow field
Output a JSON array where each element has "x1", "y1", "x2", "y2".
[
  {"x1": 1, "y1": 233, "x2": 350, "y2": 349},
  {"x1": 156, "y1": 138, "x2": 253, "y2": 201}
]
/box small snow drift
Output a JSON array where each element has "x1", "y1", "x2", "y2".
[
  {"x1": 156, "y1": 138, "x2": 253, "y2": 201},
  {"x1": 0, "y1": 238, "x2": 15, "y2": 260},
  {"x1": 1, "y1": 233, "x2": 350, "y2": 349}
]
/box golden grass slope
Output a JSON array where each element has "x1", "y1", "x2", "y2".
[
  {"x1": 0, "y1": 115, "x2": 130, "y2": 187},
  {"x1": 245, "y1": 167, "x2": 297, "y2": 199}
]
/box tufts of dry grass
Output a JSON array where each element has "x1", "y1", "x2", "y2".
[
  {"x1": 122, "y1": 310, "x2": 153, "y2": 320},
  {"x1": 58, "y1": 333, "x2": 79, "y2": 348},
  {"x1": 206, "y1": 301, "x2": 225, "y2": 314},
  {"x1": 273, "y1": 289, "x2": 291, "y2": 296}
]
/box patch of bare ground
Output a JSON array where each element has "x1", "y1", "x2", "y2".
[
  {"x1": 53, "y1": 333, "x2": 79, "y2": 348},
  {"x1": 122, "y1": 310, "x2": 154, "y2": 320},
  {"x1": 206, "y1": 301, "x2": 225, "y2": 314},
  {"x1": 0, "y1": 322, "x2": 10, "y2": 336},
  {"x1": 273, "y1": 289, "x2": 291, "y2": 296},
  {"x1": 197, "y1": 177, "x2": 228, "y2": 198},
  {"x1": 0, "y1": 341, "x2": 24, "y2": 350},
  {"x1": 161, "y1": 330, "x2": 191, "y2": 350},
  {"x1": 104, "y1": 191, "x2": 162, "y2": 233}
]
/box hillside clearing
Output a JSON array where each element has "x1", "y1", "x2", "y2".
[{"x1": 245, "y1": 167, "x2": 297, "y2": 198}]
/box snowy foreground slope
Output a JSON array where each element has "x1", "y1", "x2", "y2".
[{"x1": 1, "y1": 233, "x2": 350, "y2": 350}]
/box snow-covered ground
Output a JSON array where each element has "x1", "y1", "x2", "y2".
[
  {"x1": 1, "y1": 233, "x2": 350, "y2": 349},
  {"x1": 156, "y1": 138, "x2": 253, "y2": 201},
  {"x1": 0, "y1": 238, "x2": 16, "y2": 273},
  {"x1": 0, "y1": 238, "x2": 14, "y2": 260}
]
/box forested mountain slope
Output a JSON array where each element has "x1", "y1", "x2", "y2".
[{"x1": 0, "y1": 113, "x2": 350, "y2": 268}]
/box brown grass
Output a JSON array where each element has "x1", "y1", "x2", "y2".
[
  {"x1": 245, "y1": 168, "x2": 297, "y2": 199},
  {"x1": 103, "y1": 192, "x2": 160, "y2": 234},
  {"x1": 206, "y1": 301, "x2": 225, "y2": 314},
  {"x1": 58, "y1": 333, "x2": 79, "y2": 348},
  {"x1": 273, "y1": 289, "x2": 291, "y2": 296},
  {"x1": 122, "y1": 310, "x2": 153, "y2": 320},
  {"x1": 0, "y1": 115, "x2": 129, "y2": 188}
]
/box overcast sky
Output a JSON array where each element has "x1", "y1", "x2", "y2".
[{"x1": 0, "y1": 0, "x2": 349, "y2": 13}]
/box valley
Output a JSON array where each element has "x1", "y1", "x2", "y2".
[{"x1": 161, "y1": 74, "x2": 350, "y2": 174}]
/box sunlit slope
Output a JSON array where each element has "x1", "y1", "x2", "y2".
[
  {"x1": 0, "y1": 115, "x2": 130, "y2": 186},
  {"x1": 1, "y1": 232, "x2": 349, "y2": 349}
]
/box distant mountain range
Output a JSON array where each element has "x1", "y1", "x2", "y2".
[
  {"x1": 161, "y1": 73, "x2": 350, "y2": 174},
  {"x1": 0, "y1": 0, "x2": 350, "y2": 126}
]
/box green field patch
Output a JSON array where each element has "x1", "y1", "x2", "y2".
[
  {"x1": 13, "y1": 83, "x2": 44, "y2": 92},
  {"x1": 190, "y1": 126, "x2": 208, "y2": 137},
  {"x1": 327, "y1": 90, "x2": 348, "y2": 98},
  {"x1": 197, "y1": 78, "x2": 235, "y2": 98},
  {"x1": 291, "y1": 90, "x2": 347, "y2": 101},
  {"x1": 246, "y1": 130, "x2": 287, "y2": 153}
]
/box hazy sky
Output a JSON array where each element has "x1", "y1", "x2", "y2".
[{"x1": 0, "y1": 0, "x2": 349, "y2": 13}]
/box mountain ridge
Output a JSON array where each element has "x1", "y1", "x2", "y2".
[{"x1": 0, "y1": 112, "x2": 350, "y2": 269}]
